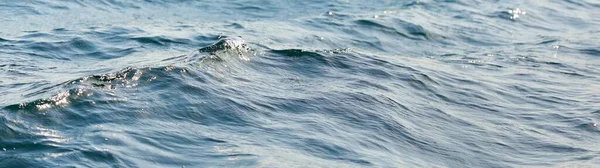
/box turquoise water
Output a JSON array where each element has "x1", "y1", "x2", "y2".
[{"x1": 1, "y1": 0, "x2": 599, "y2": 167}]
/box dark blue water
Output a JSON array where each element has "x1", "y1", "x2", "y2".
[{"x1": 1, "y1": 0, "x2": 599, "y2": 167}]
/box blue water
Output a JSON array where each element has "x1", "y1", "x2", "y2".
[{"x1": 1, "y1": 0, "x2": 599, "y2": 167}]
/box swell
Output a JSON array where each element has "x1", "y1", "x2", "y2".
[
  {"x1": 0, "y1": 44, "x2": 424, "y2": 166},
  {"x1": 0, "y1": 27, "x2": 231, "y2": 107},
  {"x1": 1, "y1": 35, "x2": 254, "y2": 110},
  {"x1": 2, "y1": 42, "x2": 599, "y2": 167},
  {"x1": 0, "y1": 39, "x2": 256, "y2": 166},
  {"x1": 2, "y1": 47, "x2": 347, "y2": 112}
]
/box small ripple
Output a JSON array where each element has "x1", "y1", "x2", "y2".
[
  {"x1": 299, "y1": 138, "x2": 372, "y2": 165},
  {"x1": 0, "y1": 4, "x2": 41, "y2": 16},
  {"x1": 130, "y1": 36, "x2": 191, "y2": 46},
  {"x1": 354, "y1": 18, "x2": 432, "y2": 40},
  {"x1": 580, "y1": 48, "x2": 600, "y2": 56}
]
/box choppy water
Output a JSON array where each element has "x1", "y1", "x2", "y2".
[{"x1": 1, "y1": 0, "x2": 599, "y2": 167}]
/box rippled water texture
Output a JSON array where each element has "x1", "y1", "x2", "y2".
[{"x1": 1, "y1": 0, "x2": 600, "y2": 167}]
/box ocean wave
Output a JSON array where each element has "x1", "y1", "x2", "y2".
[{"x1": 1, "y1": 0, "x2": 600, "y2": 167}]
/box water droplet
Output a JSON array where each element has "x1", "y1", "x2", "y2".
[{"x1": 508, "y1": 8, "x2": 525, "y2": 20}]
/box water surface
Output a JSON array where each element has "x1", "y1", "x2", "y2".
[{"x1": 1, "y1": 0, "x2": 599, "y2": 167}]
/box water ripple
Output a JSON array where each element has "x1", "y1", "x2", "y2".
[{"x1": 1, "y1": 0, "x2": 600, "y2": 167}]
